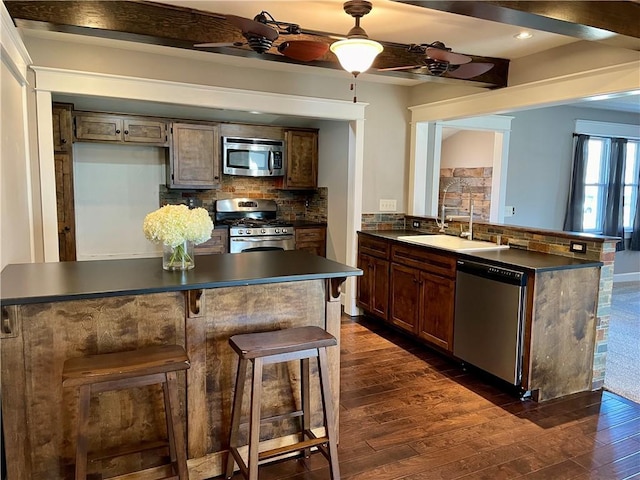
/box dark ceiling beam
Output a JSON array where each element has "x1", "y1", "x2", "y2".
[
  {"x1": 4, "y1": 0, "x2": 509, "y2": 88},
  {"x1": 393, "y1": 1, "x2": 640, "y2": 48}
]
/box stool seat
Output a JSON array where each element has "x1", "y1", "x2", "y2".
[
  {"x1": 63, "y1": 344, "x2": 190, "y2": 480},
  {"x1": 63, "y1": 344, "x2": 190, "y2": 387},
  {"x1": 226, "y1": 325, "x2": 340, "y2": 480},
  {"x1": 229, "y1": 326, "x2": 337, "y2": 359}
]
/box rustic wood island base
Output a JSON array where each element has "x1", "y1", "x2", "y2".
[{"x1": 0, "y1": 251, "x2": 361, "y2": 480}]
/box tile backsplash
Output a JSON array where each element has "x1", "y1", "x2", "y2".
[{"x1": 159, "y1": 176, "x2": 327, "y2": 222}]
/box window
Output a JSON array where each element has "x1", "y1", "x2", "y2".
[{"x1": 582, "y1": 137, "x2": 639, "y2": 234}]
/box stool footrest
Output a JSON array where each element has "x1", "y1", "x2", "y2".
[{"x1": 258, "y1": 437, "x2": 329, "y2": 461}]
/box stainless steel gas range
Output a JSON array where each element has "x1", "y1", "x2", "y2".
[{"x1": 215, "y1": 198, "x2": 295, "y2": 253}]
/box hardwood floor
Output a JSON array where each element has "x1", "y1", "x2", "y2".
[{"x1": 221, "y1": 315, "x2": 640, "y2": 480}]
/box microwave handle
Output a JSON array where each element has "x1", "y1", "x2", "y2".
[{"x1": 268, "y1": 150, "x2": 274, "y2": 175}]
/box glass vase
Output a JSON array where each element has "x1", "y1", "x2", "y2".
[{"x1": 162, "y1": 240, "x2": 195, "y2": 271}]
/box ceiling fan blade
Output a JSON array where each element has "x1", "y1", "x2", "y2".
[
  {"x1": 277, "y1": 40, "x2": 329, "y2": 62},
  {"x1": 224, "y1": 14, "x2": 279, "y2": 41},
  {"x1": 426, "y1": 47, "x2": 471, "y2": 65},
  {"x1": 448, "y1": 62, "x2": 494, "y2": 79},
  {"x1": 194, "y1": 41, "x2": 244, "y2": 48},
  {"x1": 377, "y1": 65, "x2": 422, "y2": 72}
]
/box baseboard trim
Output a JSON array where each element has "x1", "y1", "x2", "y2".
[{"x1": 613, "y1": 272, "x2": 640, "y2": 283}]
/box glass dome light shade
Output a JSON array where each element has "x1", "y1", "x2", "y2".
[{"x1": 330, "y1": 38, "x2": 384, "y2": 76}]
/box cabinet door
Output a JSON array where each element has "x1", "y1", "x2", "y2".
[
  {"x1": 75, "y1": 113, "x2": 124, "y2": 142},
  {"x1": 390, "y1": 263, "x2": 420, "y2": 334},
  {"x1": 357, "y1": 253, "x2": 390, "y2": 320},
  {"x1": 283, "y1": 129, "x2": 318, "y2": 190},
  {"x1": 357, "y1": 253, "x2": 374, "y2": 312},
  {"x1": 418, "y1": 272, "x2": 455, "y2": 352},
  {"x1": 194, "y1": 229, "x2": 228, "y2": 255},
  {"x1": 123, "y1": 118, "x2": 168, "y2": 145},
  {"x1": 52, "y1": 103, "x2": 73, "y2": 153},
  {"x1": 168, "y1": 123, "x2": 220, "y2": 189},
  {"x1": 295, "y1": 226, "x2": 326, "y2": 257},
  {"x1": 54, "y1": 152, "x2": 76, "y2": 261}
]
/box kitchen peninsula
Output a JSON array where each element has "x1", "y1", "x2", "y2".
[{"x1": 0, "y1": 251, "x2": 361, "y2": 480}]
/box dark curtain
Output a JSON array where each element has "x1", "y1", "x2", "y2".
[
  {"x1": 563, "y1": 134, "x2": 589, "y2": 232},
  {"x1": 631, "y1": 164, "x2": 640, "y2": 250},
  {"x1": 602, "y1": 138, "x2": 627, "y2": 251}
]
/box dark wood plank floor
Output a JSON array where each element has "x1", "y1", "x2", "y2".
[{"x1": 221, "y1": 315, "x2": 640, "y2": 480}]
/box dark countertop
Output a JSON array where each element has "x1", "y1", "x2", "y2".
[
  {"x1": 359, "y1": 230, "x2": 602, "y2": 272},
  {"x1": 0, "y1": 250, "x2": 362, "y2": 306}
]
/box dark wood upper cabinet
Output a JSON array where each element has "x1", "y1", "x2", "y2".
[
  {"x1": 52, "y1": 103, "x2": 76, "y2": 261},
  {"x1": 279, "y1": 128, "x2": 318, "y2": 190},
  {"x1": 52, "y1": 102, "x2": 73, "y2": 153},
  {"x1": 167, "y1": 122, "x2": 220, "y2": 190},
  {"x1": 74, "y1": 112, "x2": 168, "y2": 146}
]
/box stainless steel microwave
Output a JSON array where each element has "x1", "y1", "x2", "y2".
[{"x1": 222, "y1": 136, "x2": 285, "y2": 177}]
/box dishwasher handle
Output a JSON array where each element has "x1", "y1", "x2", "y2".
[{"x1": 456, "y1": 259, "x2": 527, "y2": 287}]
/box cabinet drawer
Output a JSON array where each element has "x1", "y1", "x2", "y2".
[
  {"x1": 358, "y1": 235, "x2": 391, "y2": 260},
  {"x1": 391, "y1": 244, "x2": 455, "y2": 278},
  {"x1": 295, "y1": 227, "x2": 325, "y2": 242}
]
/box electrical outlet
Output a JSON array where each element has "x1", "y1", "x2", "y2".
[
  {"x1": 379, "y1": 199, "x2": 397, "y2": 212},
  {"x1": 570, "y1": 241, "x2": 587, "y2": 253},
  {"x1": 412, "y1": 221, "x2": 420, "y2": 228},
  {"x1": 505, "y1": 206, "x2": 516, "y2": 217}
]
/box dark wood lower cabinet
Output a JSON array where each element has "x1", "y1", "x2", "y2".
[
  {"x1": 418, "y1": 272, "x2": 455, "y2": 351},
  {"x1": 389, "y1": 263, "x2": 420, "y2": 334},
  {"x1": 357, "y1": 253, "x2": 389, "y2": 320}
]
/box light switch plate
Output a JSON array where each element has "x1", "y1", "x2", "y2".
[
  {"x1": 379, "y1": 199, "x2": 397, "y2": 212},
  {"x1": 504, "y1": 206, "x2": 515, "y2": 217}
]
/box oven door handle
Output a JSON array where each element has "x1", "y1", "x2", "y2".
[{"x1": 231, "y1": 236, "x2": 294, "y2": 243}]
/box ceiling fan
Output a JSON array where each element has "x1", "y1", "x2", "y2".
[
  {"x1": 195, "y1": 11, "x2": 330, "y2": 62},
  {"x1": 379, "y1": 41, "x2": 494, "y2": 79}
]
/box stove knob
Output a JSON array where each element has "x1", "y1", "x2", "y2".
[
  {"x1": 246, "y1": 229, "x2": 252, "y2": 235},
  {"x1": 282, "y1": 228, "x2": 288, "y2": 234},
  {"x1": 238, "y1": 229, "x2": 243, "y2": 235},
  {"x1": 275, "y1": 228, "x2": 280, "y2": 234},
  {"x1": 261, "y1": 229, "x2": 267, "y2": 234}
]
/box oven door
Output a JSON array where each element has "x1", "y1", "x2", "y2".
[{"x1": 230, "y1": 236, "x2": 295, "y2": 253}]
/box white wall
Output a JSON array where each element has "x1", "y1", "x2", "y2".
[
  {"x1": 73, "y1": 143, "x2": 165, "y2": 260},
  {"x1": 505, "y1": 105, "x2": 640, "y2": 230},
  {"x1": 441, "y1": 130, "x2": 495, "y2": 168},
  {"x1": 1, "y1": 2, "x2": 33, "y2": 269}
]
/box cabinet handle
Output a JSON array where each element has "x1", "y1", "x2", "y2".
[
  {"x1": 124, "y1": 130, "x2": 129, "y2": 135},
  {"x1": 64, "y1": 226, "x2": 70, "y2": 232},
  {"x1": 214, "y1": 176, "x2": 219, "y2": 180},
  {"x1": 2, "y1": 308, "x2": 12, "y2": 335},
  {"x1": 61, "y1": 138, "x2": 67, "y2": 144},
  {"x1": 115, "y1": 129, "x2": 121, "y2": 134}
]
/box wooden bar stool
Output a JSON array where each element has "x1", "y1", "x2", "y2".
[
  {"x1": 225, "y1": 326, "x2": 340, "y2": 480},
  {"x1": 62, "y1": 344, "x2": 191, "y2": 480}
]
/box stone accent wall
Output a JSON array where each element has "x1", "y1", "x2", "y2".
[
  {"x1": 440, "y1": 167, "x2": 492, "y2": 221},
  {"x1": 159, "y1": 176, "x2": 327, "y2": 222},
  {"x1": 370, "y1": 213, "x2": 616, "y2": 391}
]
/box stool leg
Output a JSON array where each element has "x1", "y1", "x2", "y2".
[
  {"x1": 162, "y1": 375, "x2": 178, "y2": 464},
  {"x1": 226, "y1": 358, "x2": 248, "y2": 479},
  {"x1": 301, "y1": 357, "x2": 311, "y2": 458},
  {"x1": 248, "y1": 358, "x2": 264, "y2": 480},
  {"x1": 75, "y1": 384, "x2": 91, "y2": 480},
  {"x1": 165, "y1": 371, "x2": 190, "y2": 480},
  {"x1": 318, "y1": 347, "x2": 340, "y2": 480}
]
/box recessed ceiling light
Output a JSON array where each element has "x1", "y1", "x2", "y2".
[{"x1": 514, "y1": 32, "x2": 533, "y2": 40}]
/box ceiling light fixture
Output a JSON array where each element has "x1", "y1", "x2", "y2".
[
  {"x1": 330, "y1": 0, "x2": 383, "y2": 78},
  {"x1": 514, "y1": 31, "x2": 533, "y2": 40}
]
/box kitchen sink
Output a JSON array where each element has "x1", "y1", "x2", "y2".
[{"x1": 396, "y1": 235, "x2": 509, "y2": 253}]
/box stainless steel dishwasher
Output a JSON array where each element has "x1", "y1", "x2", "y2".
[{"x1": 453, "y1": 259, "x2": 527, "y2": 386}]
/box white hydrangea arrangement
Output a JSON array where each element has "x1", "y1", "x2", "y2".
[{"x1": 143, "y1": 204, "x2": 213, "y2": 247}]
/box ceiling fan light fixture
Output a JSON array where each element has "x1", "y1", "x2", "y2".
[
  {"x1": 330, "y1": 38, "x2": 383, "y2": 76},
  {"x1": 330, "y1": 0, "x2": 383, "y2": 77}
]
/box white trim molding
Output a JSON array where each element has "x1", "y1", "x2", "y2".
[{"x1": 575, "y1": 119, "x2": 640, "y2": 140}]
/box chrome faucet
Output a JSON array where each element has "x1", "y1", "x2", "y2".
[{"x1": 437, "y1": 178, "x2": 474, "y2": 239}]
